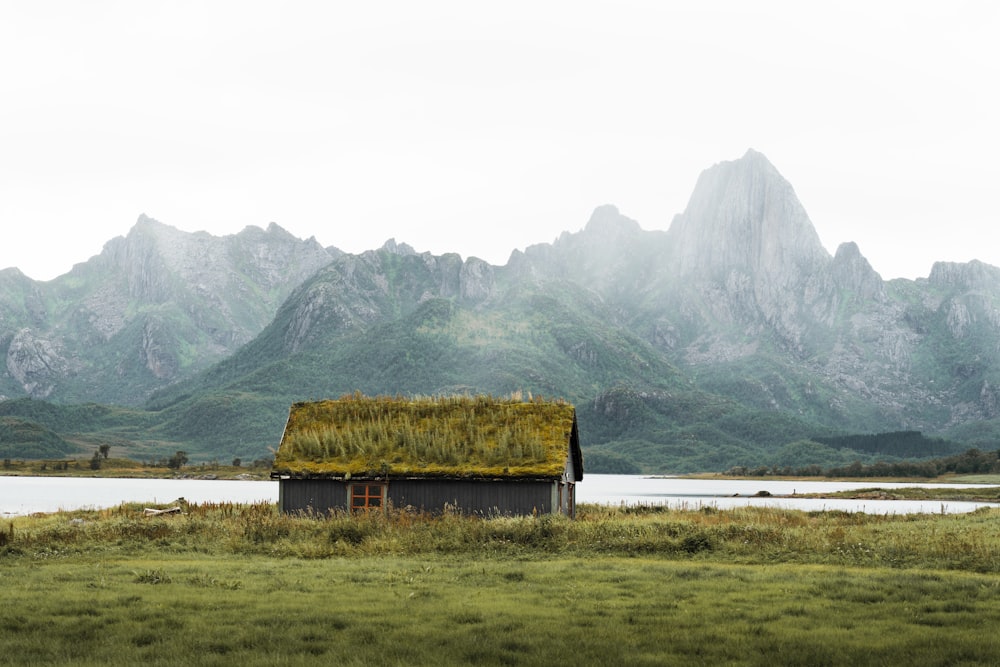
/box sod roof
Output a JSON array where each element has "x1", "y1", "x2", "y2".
[{"x1": 272, "y1": 394, "x2": 582, "y2": 480}]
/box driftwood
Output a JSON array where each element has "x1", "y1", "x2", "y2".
[{"x1": 143, "y1": 506, "x2": 182, "y2": 516}]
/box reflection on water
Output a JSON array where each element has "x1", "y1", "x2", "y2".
[{"x1": 1, "y1": 474, "x2": 997, "y2": 516}]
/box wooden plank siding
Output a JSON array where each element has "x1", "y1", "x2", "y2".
[
  {"x1": 277, "y1": 478, "x2": 571, "y2": 516},
  {"x1": 388, "y1": 479, "x2": 557, "y2": 516},
  {"x1": 278, "y1": 478, "x2": 347, "y2": 514}
]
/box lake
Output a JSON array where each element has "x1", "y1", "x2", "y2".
[
  {"x1": 2, "y1": 474, "x2": 997, "y2": 517},
  {"x1": 581, "y1": 474, "x2": 1000, "y2": 514}
]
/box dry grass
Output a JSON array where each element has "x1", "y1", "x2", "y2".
[
  {"x1": 273, "y1": 393, "x2": 576, "y2": 478},
  {"x1": 6, "y1": 501, "x2": 1000, "y2": 573},
  {"x1": 5, "y1": 503, "x2": 1000, "y2": 664}
]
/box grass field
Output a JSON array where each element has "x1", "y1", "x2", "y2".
[{"x1": 3, "y1": 502, "x2": 1000, "y2": 665}]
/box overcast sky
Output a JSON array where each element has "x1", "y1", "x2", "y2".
[{"x1": 2, "y1": 1, "x2": 997, "y2": 281}]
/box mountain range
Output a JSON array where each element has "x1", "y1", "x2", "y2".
[{"x1": 3, "y1": 149, "x2": 999, "y2": 472}]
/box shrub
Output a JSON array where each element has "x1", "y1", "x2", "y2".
[
  {"x1": 167, "y1": 450, "x2": 188, "y2": 470},
  {"x1": 680, "y1": 533, "x2": 714, "y2": 554},
  {"x1": 134, "y1": 569, "x2": 172, "y2": 584}
]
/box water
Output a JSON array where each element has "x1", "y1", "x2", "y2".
[
  {"x1": 0, "y1": 476, "x2": 276, "y2": 516},
  {"x1": 1, "y1": 474, "x2": 997, "y2": 517},
  {"x1": 578, "y1": 475, "x2": 999, "y2": 514}
]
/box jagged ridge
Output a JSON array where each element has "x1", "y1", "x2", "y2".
[{"x1": 4, "y1": 151, "x2": 1000, "y2": 472}]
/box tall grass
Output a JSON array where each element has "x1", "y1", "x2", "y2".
[
  {"x1": 276, "y1": 394, "x2": 571, "y2": 477},
  {"x1": 4, "y1": 504, "x2": 1000, "y2": 665},
  {"x1": 6, "y1": 502, "x2": 1000, "y2": 572}
]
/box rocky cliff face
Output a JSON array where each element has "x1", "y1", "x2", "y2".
[
  {"x1": 5, "y1": 328, "x2": 72, "y2": 398},
  {"x1": 272, "y1": 243, "x2": 496, "y2": 354},
  {"x1": 667, "y1": 149, "x2": 831, "y2": 283},
  {"x1": 0, "y1": 216, "x2": 334, "y2": 403},
  {"x1": 659, "y1": 150, "x2": 834, "y2": 352},
  {"x1": 501, "y1": 150, "x2": 1000, "y2": 434}
]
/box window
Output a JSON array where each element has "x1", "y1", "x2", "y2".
[{"x1": 350, "y1": 483, "x2": 386, "y2": 512}]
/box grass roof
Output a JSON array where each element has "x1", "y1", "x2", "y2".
[{"x1": 272, "y1": 394, "x2": 578, "y2": 479}]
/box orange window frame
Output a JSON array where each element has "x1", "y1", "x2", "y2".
[{"x1": 350, "y1": 483, "x2": 386, "y2": 512}]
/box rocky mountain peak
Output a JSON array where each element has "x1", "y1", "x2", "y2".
[
  {"x1": 381, "y1": 238, "x2": 417, "y2": 256},
  {"x1": 829, "y1": 242, "x2": 885, "y2": 301},
  {"x1": 928, "y1": 260, "x2": 1000, "y2": 291},
  {"x1": 0, "y1": 214, "x2": 336, "y2": 403},
  {"x1": 459, "y1": 256, "x2": 495, "y2": 302},
  {"x1": 248, "y1": 223, "x2": 329, "y2": 254},
  {"x1": 583, "y1": 205, "x2": 642, "y2": 238},
  {"x1": 0, "y1": 266, "x2": 29, "y2": 282},
  {"x1": 518, "y1": 205, "x2": 652, "y2": 281},
  {"x1": 666, "y1": 149, "x2": 830, "y2": 283},
  {"x1": 264, "y1": 221, "x2": 292, "y2": 237}
]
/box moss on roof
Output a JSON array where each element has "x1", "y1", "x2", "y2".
[{"x1": 272, "y1": 394, "x2": 577, "y2": 479}]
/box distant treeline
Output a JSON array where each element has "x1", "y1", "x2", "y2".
[
  {"x1": 728, "y1": 448, "x2": 1000, "y2": 479},
  {"x1": 813, "y1": 431, "x2": 964, "y2": 459},
  {"x1": 822, "y1": 448, "x2": 1000, "y2": 478}
]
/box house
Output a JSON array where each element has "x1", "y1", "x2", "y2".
[{"x1": 270, "y1": 394, "x2": 583, "y2": 517}]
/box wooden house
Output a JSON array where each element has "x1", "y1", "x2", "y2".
[{"x1": 271, "y1": 394, "x2": 583, "y2": 517}]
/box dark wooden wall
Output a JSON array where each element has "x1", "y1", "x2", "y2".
[
  {"x1": 278, "y1": 478, "x2": 347, "y2": 514},
  {"x1": 278, "y1": 478, "x2": 560, "y2": 516},
  {"x1": 388, "y1": 479, "x2": 554, "y2": 516}
]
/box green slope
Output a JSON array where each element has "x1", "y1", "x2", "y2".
[{"x1": 7, "y1": 239, "x2": 1000, "y2": 472}]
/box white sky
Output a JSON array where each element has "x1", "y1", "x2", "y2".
[{"x1": 2, "y1": 1, "x2": 998, "y2": 281}]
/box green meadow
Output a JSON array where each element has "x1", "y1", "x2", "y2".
[{"x1": 3, "y1": 502, "x2": 1000, "y2": 665}]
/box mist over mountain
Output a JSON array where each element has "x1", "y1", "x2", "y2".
[
  {"x1": 3, "y1": 151, "x2": 1000, "y2": 472},
  {"x1": 1, "y1": 217, "x2": 334, "y2": 404}
]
